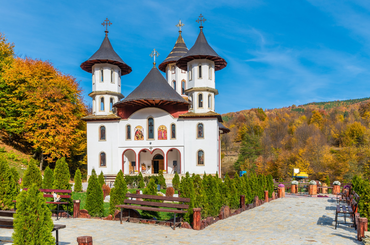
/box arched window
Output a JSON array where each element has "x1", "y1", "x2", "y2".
[
  {"x1": 198, "y1": 64, "x2": 202, "y2": 78},
  {"x1": 101, "y1": 68, "x2": 104, "y2": 82},
  {"x1": 208, "y1": 95, "x2": 212, "y2": 109},
  {"x1": 93, "y1": 72, "x2": 95, "y2": 85},
  {"x1": 189, "y1": 69, "x2": 192, "y2": 81},
  {"x1": 100, "y1": 97, "x2": 104, "y2": 111},
  {"x1": 209, "y1": 66, "x2": 212, "y2": 80},
  {"x1": 93, "y1": 98, "x2": 95, "y2": 113},
  {"x1": 197, "y1": 123, "x2": 204, "y2": 138},
  {"x1": 171, "y1": 66, "x2": 175, "y2": 74},
  {"x1": 171, "y1": 124, "x2": 176, "y2": 139},
  {"x1": 181, "y1": 80, "x2": 186, "y2": 94},
  {"x1": 100, "y1": 152, "x2": 106, "y2": 167},
  {"x1": 111, "y1": 69, "x2": 114, "y2": 83},
  {"x1": 110, "y1": 98, "x2": 114, "y2": 112},
  {"x1": 148, "y1": 118, "x2": 154, "y2": 139},
  {"x1": 198, "y1": 93, "x2": 203, "y2": 108},
  {"x1": 126, "y1": 125, "x2": 131, "y2": 140},
  {"x1": 197, "y1": 150, "x2": 204, "y2": 165},
  {"x1": 99, "y1": 126, "x2": 106, "y2": 141},
  {"x1": 118, "y1": 70, "x2": 121, "y2": 87},
  {"x1": 172, "y1": 80, "x2": 176, "y2": 91}
]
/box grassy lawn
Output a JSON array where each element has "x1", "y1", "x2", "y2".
[{"x1": 72, "y1": 191, "x2": 178, "y2": 220}]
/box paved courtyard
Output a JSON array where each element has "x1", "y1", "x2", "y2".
[{"x1": 0, "y1": 196, "x2": 361, "y2": 244}]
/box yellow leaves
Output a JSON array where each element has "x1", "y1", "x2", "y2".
[{"x1": 309, "y1": 110, "x2": 323, "y2": 128}]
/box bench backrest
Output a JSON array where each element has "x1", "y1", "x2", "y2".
[
  {"x1": 22, "y1": 188, "x2": 71, "y2": 199},
  {"x1": 0, "y1": 210, "x2": 15, "y2": 218},
  {"x1": 126, "y1": 193, "x2": 190, "y2": 203}
]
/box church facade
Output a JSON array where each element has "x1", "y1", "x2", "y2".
[{"x1": 82, "y1": 17, "x2": 229, "y2": 177}]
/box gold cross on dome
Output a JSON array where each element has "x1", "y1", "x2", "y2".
[
  {"x1": 176, "y1": 20, "x2": 184, "y2": 32},
  {"x1": 196, "y1": 14, "x2": 206, "y2": 28},
  {"x1": 102, "y1": 18, "x2": 112, "y2": 35},
  {"x1": 150, "y1": 49, "x2": 160, "y2": 65}
]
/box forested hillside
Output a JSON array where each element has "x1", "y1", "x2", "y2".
[{"x1": 221, "y1": 98, "x2": 370, "y2": 183}]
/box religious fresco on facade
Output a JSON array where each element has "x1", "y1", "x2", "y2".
[
  {"x1": 158, "y1": 125, "x2": 167, "y2": 140},
  {"x1": 134, "y1": 126, "x2": 144, "y2": 140}
]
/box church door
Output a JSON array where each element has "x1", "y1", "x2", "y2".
[{"x1": 152, "y1": 154, "x2": 164, "y2": 174}]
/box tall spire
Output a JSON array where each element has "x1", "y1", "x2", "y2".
[
  {"x1": 158, "y1": 20, "x2": 188, "y2": 72},
  {"x1": 101, "y1": 18, "x2": 112, "y2": 37}
]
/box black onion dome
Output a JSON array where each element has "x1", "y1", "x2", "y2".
[
  {"x1": 176, "y1": 28, "x2": 227, "y2": 71},
  {"x1": 158, "y1": 31, "x2": 188, "y2": 72},
  {"x1": 81, "y1": 35, "x2": 132, "y2": 75},
  {"x1": 114, "y1": 66, "x2": 189, "y2": 107}
]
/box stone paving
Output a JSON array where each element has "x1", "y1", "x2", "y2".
[{"x1": 0, "y1": 195, "x2": 362, "y2": 244}]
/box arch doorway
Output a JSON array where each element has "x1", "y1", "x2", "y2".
[{"x1": 152, "y1": 154, "x2": 164, "y2": 174}]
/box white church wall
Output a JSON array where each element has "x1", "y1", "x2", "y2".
[
  {"x1": 165, "y1": 64, "x2": 187, "y2": 96},
  {"x1": 86, "y1": 121, "x2": 120, "y2": 175},
  {"x1": 183, "y1": 118, "x2": 219, "y2": 175},
  {"x1": 187, "y1": 59, "x2": 215, "y2": 89},
  {"x1": 92, "y1": 64, "x2": 120, "y2": 93}
]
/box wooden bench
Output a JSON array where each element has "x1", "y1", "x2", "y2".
[
  {"x1": 335, "y1": 199, "x2": 358, "y2": 230},
  {"x1": 14, "y1": 188, "x2": 72, "y2": 220},
  {"x1": 104, "y1": 175, "x2": 116, "y2": 187},
  {"x1": 0, "y1": 210, "x2": 66, "y2": 244},
  {"x1": 116, "y1": 193, "x2": 190, "y2": 230}
]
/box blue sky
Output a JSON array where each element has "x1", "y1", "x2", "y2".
[{"x1": 1, "y1": 0, "x2": 370, "y2": 114}]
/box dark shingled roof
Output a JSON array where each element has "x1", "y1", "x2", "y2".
[
  {"x1": 114, "y1": 66, "x2": 189, "y2": 107},
  {"x1": 81, "y1": 35, "x2": 132, "y2": 75},
  {"x1": 176, "y1": 27, "x2": 227, "y2": 71},
  {"x1": 158, "y1": 31, "x2": 188, "y2": 72},
  {"x1": 218, "y1": 121, "x2": 230, "y2": 133},
  {"x1": 81, "y1": 114, "x2": 121, "y2": 121}
]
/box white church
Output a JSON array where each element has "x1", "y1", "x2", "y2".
[{"x1": 82, "y1": 16, "x2": 229, "y2": 177}]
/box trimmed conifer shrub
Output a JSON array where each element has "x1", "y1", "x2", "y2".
[
  {"x1": 0, "y1": 157, "x2": 19, "y2": 210},
  {"x1": 109, "y1": 170, "x2": 127, "y2": 215},
  {"x1": 192, "y1": 174, "x2": 208, "y2": 218},
  {"x1": 180, "y1": 174, "x2": 195, "y2": 223},
  {"x1": 142, "y1": 178, "x2": 161, "y2": 219},
  {"x1": 10, "y1": 167, "x2": 19, "y2": 185},
  {"x1": 91, "y1": 168, "x2": 97, "y2": 176},
  {"x1": 85, "y1": 172, "x2": 104, "y2": 217},
  {"x1": 267, "y1": 175, "x2": 274, "y2": 198},
  {"x1": 22, "y1": 159, "x2": 42, "y2": 189},
  {"x1": 74, "y1": 168, "x2": 82, "y2": 192},
  {"x1": 53, "y1": 157, "x2": 72, "y2": 213},
  {"x1": 12, "y1": 184, "x2": 55, "y2": 244},
  {"x1": 158, "y1": 170, "x2": 167, "y2": 189},
  {"x1": 42, "y1": 166, "x2": 54, "y2": 190},
  {"x1": 138, "y1": 172, "x2": 145, "y2": 189},
  {"x1": 224, "y1": 174, "x2": 239, "y2": 209},
  {"x1": 98, "y1": 171, "x2": 105, "y2": 187},
  {"x1": 203, "y1": 174, "x2": 222, "y2": 217},
  {"x1": 172, "y1": 172, "x2": 180, "y2": 191}
]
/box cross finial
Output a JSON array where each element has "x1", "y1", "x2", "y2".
[
  {"x1": 150, "y1": 49, "x2": 160, "y2": 67},
  {"x1": 176, "y1": 20, "x2": 184, "y2": 33},
  {"x1": 196, "y1": 14, "x2": 206, "y2": 28},
  {"x1": 102, "y1": 18, "x2": 112, "y2": 36}
]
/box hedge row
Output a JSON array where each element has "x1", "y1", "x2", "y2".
[{"x1": 352, "y1": 175, "x2": 370, "y2": 221}]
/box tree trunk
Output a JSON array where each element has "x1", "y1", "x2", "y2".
[{"x1": 39, "y1": 151, "x2": 44, "y2": 170}]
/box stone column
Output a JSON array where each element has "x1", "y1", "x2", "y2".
[
  {"x1": 309, "y1": 185, "x2": 317, "y2": 195},
  {"x1": 333, "y1": 185, "x2": 340, "y2": 195},
  {"x1": 264, "y1": 191, "x2": 268, "y2": 202},
  {"x1": 77, "y1": 236, "x2": 93, "y2": 245},
  {"x1": 358, "y1": 217, "x2": 368, "y2": 241},
  {"x1": 73, "y1": 200, "x2": 80, "y2": 218},
  {"x1": 278, "y1": 187, "x2": 284, "y2": 198},
  {"x1": 240, "y1": 195, "x2": 245, "y2": 209},
  {"x1": 193, "y1": 208, "x2": 201, "y2": 230}
]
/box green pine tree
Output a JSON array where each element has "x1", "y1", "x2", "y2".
[
  {"x1": 109, "y1": 170, "x2": 127, "y2": 215},
  {"x1": 22, "y1": 159, "x2": 42, "y2": 189},
  {"x1": 98, "y1": 171, "x2": 105, "y2": 187},
  {"x1": 138, "y1": 172, "x2": 145, "y2": 189},
  {"x1": 74, "y1": 168, "x2": 82, "y2": 192},
  {"x1": 0, "y1": 157, "x2": 19, "y2": 210},
  {"x1": 224, "y1": 174, "x2": 239, "y2": 209},
  {"x1": 158, "y1": 170, "x2": 167, "y2": 189},
  {"x1": 42, "y1": 166, "x2": 54, "y2": 190},
  {"x1": 193, "y1": 174, "x2": 208, "y2": 218},
  {"x1": 204, "y1": 175, "x2": 222, "y2": 217},
  {"x1": 267, "y1": 175, "x2": 274, "y2": 198},
  {"x1": 85, "y1": 172, "x2": 104, "y2": 217},
  {"x1": 172, "y1": 172, "x2": 180, "y2": 191},
  {"x1": 53, "y1": 157, "x2": 72, "y2": 213},
  {"x1": 12, "y1": 184, "x2": 55, "y2": 245},
  {"x1": 10, "y1": 167, "x2": 19, "y2": 185},
  {"x1": 234, "y1": 133, "x2": 262, "y2": 172},
  {"x1": 91, "y1": 168, "x2": 97, "y2": 176},
  {"x1": 180, "y1": 173, "x2": 195, "y2": 223}
]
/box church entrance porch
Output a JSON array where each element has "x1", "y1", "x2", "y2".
[
  {"x1": 122, "y1": 149, "x2": 136, "y2": 174},
  {"x1": 166, "y1": 148, "x2": 181, "y2": 174},
  {"x1": 152, "y1": 154, "x2": 164, "y2": 174},
  {"x1": 138, "y1": 149, "x2": 165, "y2": 174}
]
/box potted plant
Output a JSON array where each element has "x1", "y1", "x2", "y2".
[
  {"x1": 333, "y1": 181, "x2": 341, "y2": 195},
  {"x1": 291, "y1": 180, "x2": 298, "y2": 194},
  {"x1": 278, "y1": 184, "x2": 285, "y2": 198},
  {"x1": 309, "y1": 180, "x2": 317, "y2": 195}
]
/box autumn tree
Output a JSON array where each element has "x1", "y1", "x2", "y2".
[{"x1": 0, "y1": 55, "x2": 87, "y2": 169}]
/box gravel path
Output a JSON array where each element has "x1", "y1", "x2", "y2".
[{"x1": 0, "y1": 196, "x2": 361, "y2": 244}]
